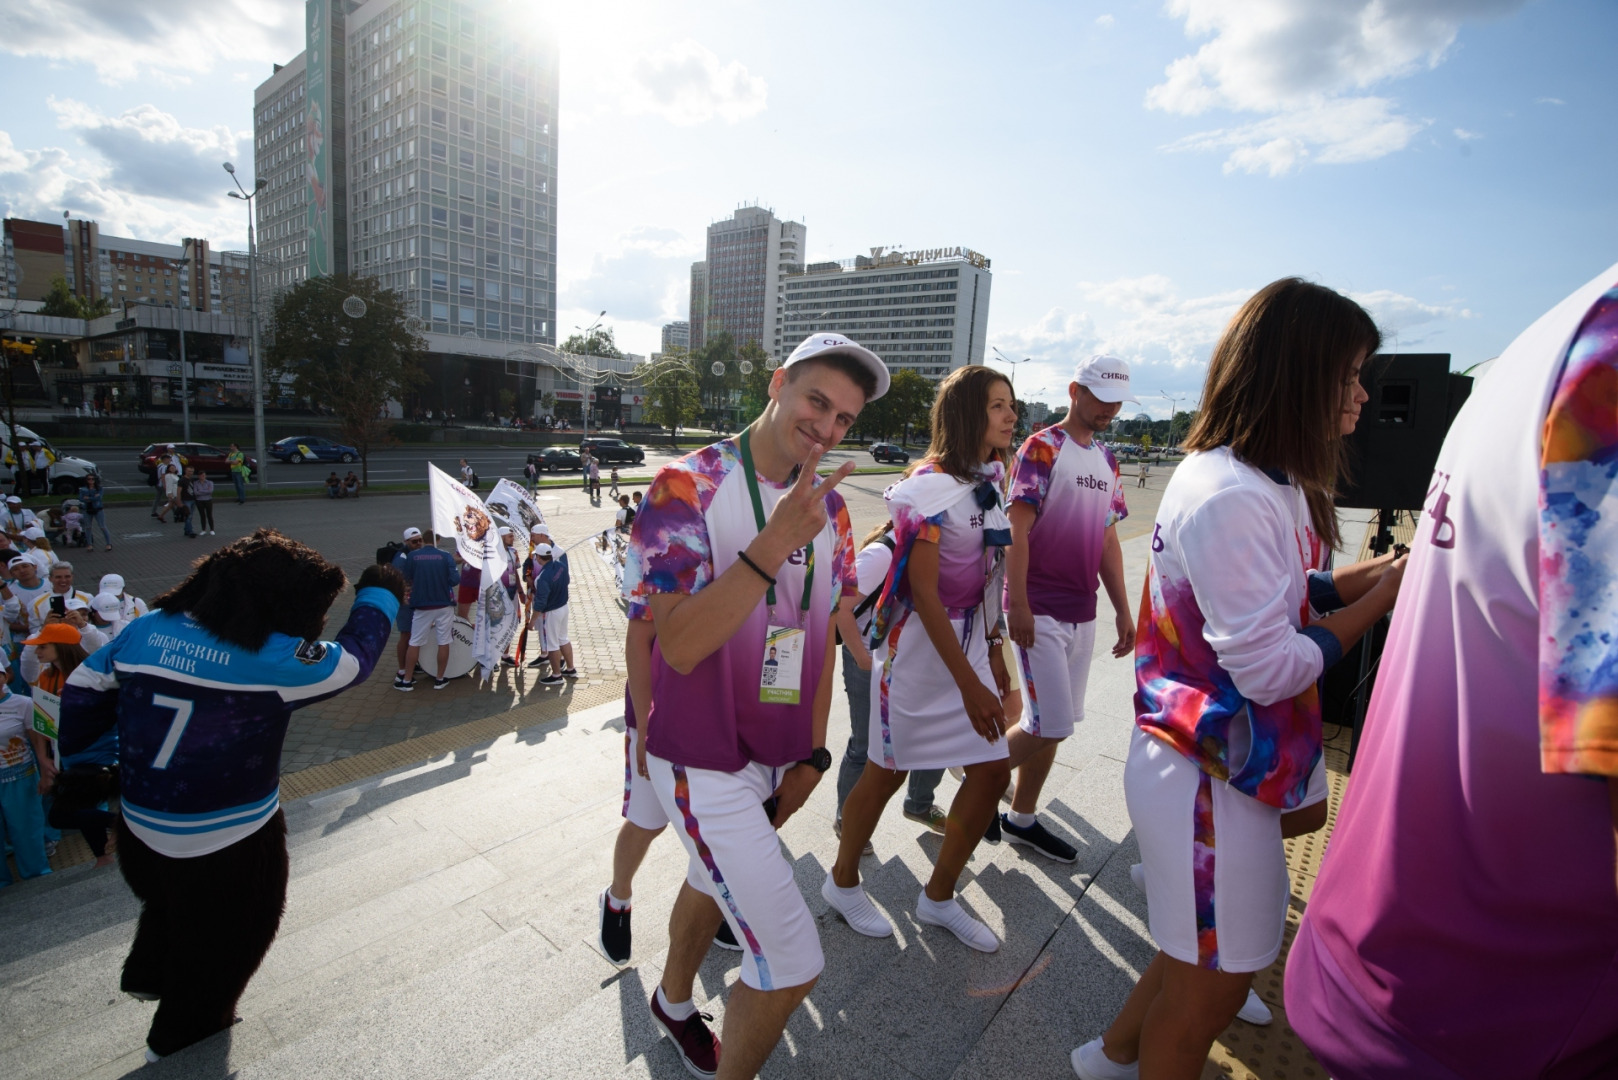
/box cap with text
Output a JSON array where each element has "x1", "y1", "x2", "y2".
[
  {"x1": 99, "y1": 574, "x2": 125, "y2": 594},
  {"x1": 1075, "y1": 354, "x2": 1139, "y2": 404},
  {"x1": 784, "y1": 333, "x2": 890, "y2": 401}
]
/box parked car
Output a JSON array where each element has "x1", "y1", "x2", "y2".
[
  {"x1": 2, "y1": 425, "x2": 100, "y2": 495},
  {"x1": 577, "y1": 437, "x2": 646, "y2": 465},
  {"x1": 870, "y1": 442, "x2": 910, "y2": 464},
  {"x1": 138, "y1": 442, "x2": 258, "y2": 481},
  {"x1": 269, "y1": 436, "x2": 360, "y2": 464},
  {"x1": 528, "y1": 448, "x2": 583, "y2": 473}
]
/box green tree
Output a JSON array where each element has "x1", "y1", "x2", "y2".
[
  {"x1": 38, "y1": 276, "x2": 110, "y2": 320},
  {"x1": 561, "y1": 326, "x2": 623, "y2": 358},
  {"x1": 1047, "y1": 405, "x2": 1069, "y2": 427},
  {"x1": 639, "y1": 350, "x2": 701, "y2": 445},
  {"x1": 888, "y1": 369, "x2": 936, "y2": 446},
  {"x1": 694, "y1": 332, "x2": 737, "y2": 431},
  {"x1": 265, "y1": 274, "x2": 426, "y2": 487}
]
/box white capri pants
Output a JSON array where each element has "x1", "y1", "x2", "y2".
[
  {"x1": 1015, "y1": 615, "x2": 1097, "y2": 739},
  {"x1": 409, "y1": 606, "x2": 454, "y2": 647},
  {"x1": 539, "y1": 604, "x2": 570, "y2": 653},
  {"x1": 622, "y1": 727, "x2": 669, "y2": 831}
]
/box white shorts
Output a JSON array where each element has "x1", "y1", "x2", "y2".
[
  {"x1": 1125, "y1": 727, "x2": 1326, "y2": 973},
  {"x1": 622, "y1": 727, "x2": 669, "y2": 831},
  {"x1": 647, "y1": 752, "x2": 824, "y2": 992},
  {"x1": 409, "y1": 606, "x2": 454, "y2": 647},
  {"x1": 869, "y1": 611, "x2": 1010, "y2": 772},
  {"x1": 1015, "y1": 616, "x2": 1097, "y2": 739},
  {"x1": 539, "y1": 604, "x2": 570, "y2": 653}
]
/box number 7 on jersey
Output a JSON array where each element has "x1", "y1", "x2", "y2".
[{"x1": 150, "y1": 694, "x2": 194, "y2": 770}]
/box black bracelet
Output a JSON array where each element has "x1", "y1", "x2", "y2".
[{"x1": 736, "y1": 550, "x2": 776, "y2": 586}]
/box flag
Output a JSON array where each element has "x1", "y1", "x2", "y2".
[
  {"x1": 484, "y1": 477, "x2": 548, "y2": 566},
  {"x1": 428, "y1": 463, "x2": 504, "y2": 681}
]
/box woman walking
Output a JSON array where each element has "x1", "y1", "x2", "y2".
[
  {"x1": 825, "y1": 364, "x2": 1019, "y2": 953},
  {"x1": 155, "y1": 464, "x2": 179, "y2": 524},
  {"x1": 1070, "y1": 279, "x2": 1407, "y2": 1080},
  {"x1": 192, "y1": 472, "x2": 216, "y2": 536}
]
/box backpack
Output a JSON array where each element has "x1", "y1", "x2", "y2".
[
  {"x1": 376, "y1": 540, "x2": 406, "y2": 566},
  {"x1": 468, "y1": 471, "x2": 479, "y2": 489}
]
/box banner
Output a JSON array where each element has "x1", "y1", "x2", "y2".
[
  {"x1": 484, "y1": 478, "x2": 548, "y2": 566},
  {"x1": 593, "y1": 528, "x2": 628, "y2": 593},
  {"x1": 428, "y1": 464, "x2": 505, "y2": 681},
  {"x1": 31, "y1": 688, "x2": 60, "y2": 740}
]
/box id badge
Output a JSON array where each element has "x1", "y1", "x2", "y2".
[{"x1": 760, "y1": 624, "x2": 807, "y2": 704}]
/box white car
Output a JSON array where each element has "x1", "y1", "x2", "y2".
[{"x1": 2, "y1": 425, "x2": 100, "y2": 495}]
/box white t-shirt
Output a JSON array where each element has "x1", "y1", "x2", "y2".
[{"x1": 852, "y1": 538, "x2": 895, "y2": 637}]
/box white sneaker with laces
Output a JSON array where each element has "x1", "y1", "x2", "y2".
[
  {"x1": 821, "y1": 873, "x2": 893, "y2": 937},
  {"x1": 1070, "y1": 1037, "x2": 1138, "y2": 1080},
  {"x1": 915, "y1": 890, "x2": 998, "y2": 952},
  {"x1": 1237, "y1": 988, "x2": 1273, "y2": 1025}
]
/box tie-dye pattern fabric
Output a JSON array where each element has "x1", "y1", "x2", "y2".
[
  {"x1": 1009, "y1": 425, "x2": 1129, "y2": 622},
  {"x1": 670, "y1": 764, "x2": 773, "y2": 989},
  {"x1": 621, "y1": 440, "x2": 736, "y2": 622},
  {"x1": 1192, "y1": 772, "x2": 1219, "y2": 970},
  {"x1": 1133, "y1": 448, "x2": 1328, "y2": 810},
  {"x1": 1538, "y1": 285, "x2": 1618, "y2": 778}
]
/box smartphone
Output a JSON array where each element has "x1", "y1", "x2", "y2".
[{"x1": 49, "y1": 594, "x2": 66, "y2": 616}]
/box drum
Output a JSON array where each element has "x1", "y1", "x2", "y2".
[{"x1": 416, "y1": 615, "x2": 476, "y2": 679}]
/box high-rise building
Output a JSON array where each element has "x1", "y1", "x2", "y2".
[
  {"x1": 688, "y1": 260, "x2": 707, "y2": 352},
  {"x1": 782, "y1": 246, "x2": 992, "y2": 381},
  {"x1": 701, "y1": 206, "x2": 804, "y2": 362},
  {"x1": 660, "y1": 320, "x2": 689, "y2": 353},
  {"x1": 253, "y1": 0, "x2": 560, "y2": 418}
]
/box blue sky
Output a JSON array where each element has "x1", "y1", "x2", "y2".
[{"x1": 1, "y1": 0, "x2": 1613, "y2": 412}]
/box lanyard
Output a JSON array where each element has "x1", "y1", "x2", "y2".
[{"x1": 737, "y1": 429, "x2": 813, "y2": 615}]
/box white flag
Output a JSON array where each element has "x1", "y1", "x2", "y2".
[{"x1": 428, "y1": 463, "x2": 504, "y2": 681}]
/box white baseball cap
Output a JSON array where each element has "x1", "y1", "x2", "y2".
[
  {"x1": 91, "y1": 593, "x2": 122, "y2": 617},
  {"x1": 64, "y1": 597, "x2": 90, "y2": 612},
  {"x1": 784, "y1": 333, "x2": 890, "y2": 401},
  {"x1": 22, "y1": 526, "x2": 44, "y2": 540},
  {"x1": 7, "y1": 556, "x2": 30, "y2": 570},
  {"x1": 99, "y1": 574, "x2": 125, "y2": 594},
  {"x1": 496, "y1": 526, "x2": 512, "y2": 537},
  {"x1": 402, "y1": 527, "x2": 423, "y2": 541},
  {"x1": 4, "y1": 496, "x2": 19, "y2": 505},
  {"x1": 1075, "y1": 354, "x2": 1138, "y2": 405},
  {"x1": 532, "y1": 543, "x2": 553, "y2": 558}
]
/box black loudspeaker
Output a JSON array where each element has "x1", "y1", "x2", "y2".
[{"x1": 1338, "y1": 354, "x2": 1473, "y2": 511}]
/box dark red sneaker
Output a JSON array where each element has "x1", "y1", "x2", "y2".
[{"x1": 649, "y1": 990, "x2": 720, "y2": 1079}]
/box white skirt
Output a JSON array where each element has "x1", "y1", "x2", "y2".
[{"x1": 868, "y1": 609, "x2": 1010, "y2": 772}]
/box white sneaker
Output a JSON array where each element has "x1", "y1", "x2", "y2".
[
  {"x1": 1070, "y1": 1037, "x2": 1137, "y2": 1080},
  {"x1": 1237, "y1": 988, "x2": 1273, "y2": 1025},
  {"x1": 948, "y1": 766, "x2": 966, "y2": 782},
  {"x1": 915, "y1": 890, "x2": 998, "y2": 952},
  {"x1": 821, "y1": 873, "x2": 893, "y2": 937},
  {"x1": 1129, "y1": 862, "x2": 1145, "y2": 894}
]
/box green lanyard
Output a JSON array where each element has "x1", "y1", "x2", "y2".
[{"x1": 737, "y1": 429, "x2": 813, "y2": 615}]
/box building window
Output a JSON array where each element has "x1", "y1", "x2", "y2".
[
  {"x1": 459, "y1": 85, "x2": 475, "y2": 105},
  {"x1": 430, "y1": 239, "x2": 448, "y2": 257},
  {"x1": 510, "y1": 136, "x2": 526, "y2": 156},
  {"x1": 431, "y1": 74, "x2": 447, "y2": 94},
  {"x1": 431, "y1": 107, "x2": 446, "y2": 126},
  {"x1": 430, "y1": 206, "x2": 447, "y2": 225},
  {"x1": 458, "y1": 148, "x2": 474, "y2": 168},
  {"x1": 510, "y1": 167, "x2": 524, "y2": 183},
  {"x1": 459, "y1": 116, "x2": 474, "y2": 135},
  {"x1": 484, "y1": 219, "x2": 499, "y2": 238},
  {"x1": 485, "y1": 311, "x2": 500, "y2": 330},
  {"x1": 431, "y1": 270, "x2": 448, "y2": 291},
  {"x1": 430, "y1": 140, "x2": 447, "y2": 161},
  {"x1": 485, "y1": 159, "x2": 500, "y2": 178},
  {"x1": 429, "y1": 171, "x2": 446, "y2": 193},
  {"x1": 510, "y1": 285, "x2": 524, "y2": 303},
  {"x1": 484, "y1": 251, "x2": 499, "y2": 269},
  {"x1": 458, "y1": 212, "x2": 474, "y2": 231},
  {"x1": 510, "y1": 226, "x2": 524, "y2": 242},
  {"x1": 458, "y1": 306, "x2": 475, "y2": 326},
  {"x1": 458, "y1": 276, "x2": 474, "y2": 295}
]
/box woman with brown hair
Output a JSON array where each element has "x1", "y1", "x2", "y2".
[
  {"x1": 1072, "y1": 279, "x2": 1408, "y2": 1080},
  {"x1": 825, "y1": 364, "x2": 1019, "y2": 953}
]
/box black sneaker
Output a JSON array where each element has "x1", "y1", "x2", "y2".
[
  {"x1": 539, "y1": 674, "x2": 565, "y2": 686},
  {"x1": 649, "y1": 992, "x2": 720, "y2": 1079},
  {"x1": 526, "y1": 657, "x2": 549, "y2": 669},
  {"x1": 561, "y1": 667, "x2": 580, "y2": 679},
  {"x1": 712, "y1": 921, "x2": 741, "y2": 951},
  {"x1": 432, "y1": 677, "x2": 450, "y2": 690},
  {"x1": 393, "y1": 676, "x2": 415, "y2": 692},
  {"x1": 598, "y1": 889, "x2": 631, "y2": 965},
  {"x1": 1000, "y1": 815, "x2": 1078, "y2": 863},
  {"x1": 983, "y1": 813, "x2": 1002, "y2": 844},
  {"x1": 500, "y1": 656, "x2": 516, "y2": 667}
]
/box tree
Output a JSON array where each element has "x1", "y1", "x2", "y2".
[
  {"x1": 1047, "y1": 405, "x2": 1069, "y2": 427},
  {"x1": 39, "y1": 276, "x2": 110, "y2": 320},
  {"x1": 265, "y1": 274, "x2": 425, "y2": 487},
  {"x1": 560, "y1": 326, "x2": 622, "y2": 358},
  {"x1": 888, "y1": 369, "x2": 936, "y2": 446},
  {"x1": 639, "y1": 350, "x2": 701, "y2": 445}
]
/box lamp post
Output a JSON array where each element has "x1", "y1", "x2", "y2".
[
  {"x1": 572, "y1": 310, "x2": 605, "y2": 441},
  {"x1": 225, "y1": 162, "x2": 269, "y2": 491},
  {"x1": 167, "y1": 239, "x2": 194, "y2": 443},
  {"x1": 1157, "y1": 390, "x2": 1189, "y2": 448},
  {"x1": 990, "y1": 346, "x2": 1032, "y2": 394}
]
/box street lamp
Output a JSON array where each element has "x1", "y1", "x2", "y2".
[
  {"x1": 1156, "y1": 390, "x2": 1195, "y2": 448},
  {"x1": 225, "y1": 162, "x2": 269, "y2": 490},
  {"x1": 572, "y1": 310, "x2": 605, "y2": 440},
  {"x1": 990, "y1": 347, "x2": 1033, "y2": 394}
]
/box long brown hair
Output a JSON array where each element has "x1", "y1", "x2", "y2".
[
  {"x1": 1184, "y1": 278, "x2": 1379, "y2": 549},
  {"x1": 922, "y1": 365, "x2": 1013, "y2": 481}
]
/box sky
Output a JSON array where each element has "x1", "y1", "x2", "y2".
[{"x1": 1, "y1": 0, "x2": 1614, "y2": 413}]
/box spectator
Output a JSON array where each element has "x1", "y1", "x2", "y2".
[
  {"x1": 342, "y1": 472, "x2": 360, "y2": 498},
  {"x1": 79, "y1": 474, "x2": 112, "y2": 550},
  {"x1": 614, "y1": 494, "x2": 635, "y2": 533},
  {"x1": 458, "y1": 459, "x2": 474, "y2": 488},
  {"x1": 0, "y1": 663, "x2": 49, "y2": 887},
  {"x1": 23, "y1": 527, "x2": 57, "y2": 575},
  {"x1": 61, "y1": 504, "x2": 85, "y2": 549},
  {"x1": 631, "y1": 490, "x2": 642, "y2": 515},
  {"x1": 226, "y1": 443, "x2": 249, "y2": 504},
  {"x1": 2, "y1": 495, "x2": 38, "y2": 542},
  {"x1": 60, "y1": 599, "x2": 108, "y2": 653},
  {"x1": 588, "y1": 456, "x2": 602, "y2": 501},
  {"x1": 608, "y1": 466, "x2": 620, "y2": 498},
  {"x1": 156, "y1": 464, "x2": 180, "y2": 524},
  {"x1": 579, "y1": 449, "x2": 592, "y2": 491},
  {"x1": 89, "y1": 592, "x2": 126, "y2": 640},
  {"x1": 98, "y1": 574, "x2": 149, "y2": 627},
  {"x1": 524, "y1": 543, "x2": 576, "y2": 685},
  {"x1": 41, "y1": 504, "x2": 67, "y2": 546},
  {"x1": 178, "y1": 467, "x2": 199, "y2": 540},
  {"x1": 29, "y1": 442, "x2": 50, "y2": 497},
  {"x1": 523, "y1": 458, "x2": 539, "y2": 494},
  {"x1": 191, "y1": 473, "x2": 216, "y2": 536},
  {"x1": 325, "y1": 472, "x2": 342, "y2": 499}
]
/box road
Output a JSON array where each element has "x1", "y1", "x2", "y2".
[{"x1": 58, "y1": 440, "x2": 902, "y2": 494}]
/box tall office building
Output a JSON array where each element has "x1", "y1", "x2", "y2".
[
  {"x1": 782, "y1": 246, "x2": 992, "y2": 381},
  {"x1": 688, "y1": 260, "x2": 707, "y2": 352},
  {"x1": 660, "y1": 320, "x2": 689, "y2": 353},
  {"x1": 253, "y1": 0, "x2": 560, "y2": 417},
  {"x1": 700, "y1": 206, "x2": 803, "y2": 362}
]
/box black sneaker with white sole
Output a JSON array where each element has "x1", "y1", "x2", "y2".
[
  {"x1": 712, "y1": 921, "x2": 741, "y2": 951},
  {"x1": 561, "y1": 667, "x2": 580, "y2": 679},
  {"x1": 393, "y1": 676, "x2": 415, "y2": 692},
  {"x1": 598, "y1": 890, "x2": 631, "y2": 965},
  {"x1": 539, "y1": 674, "x2": 565, "y2": 686},
  {"x1": 1000, "y1": 815, "x2": 1078, "y2": 862},
  {"x1": 432, "y1": 677, "x2": 450, "y2": 690},
  {"x1": 983, "y1": 813, "x2": 1002, "y2": 844}
]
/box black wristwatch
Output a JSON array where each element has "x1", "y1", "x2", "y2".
[{"x1": 800, "y1": 747, "x2": 832, "y2": 773}]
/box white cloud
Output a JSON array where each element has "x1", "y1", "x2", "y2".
[
  {"x1": 49, "y1": 99, "x2": 244, "y2": 202},
  {"x1": 1150, "y1": 0, "x2": 1523, "y2": 173},
  {"x1": 1351, "y1": 288, "x2": 1473, "y2": 346},
  {"x1": 560, "y1": 225, "x2": 700, "y2": 332},
  {"x1": 1535, "y1": 96, "x2": 1565, "y2": 106},
  {"x1": 0, "y1": 1, "x2": 302, "y2": 83},
  {"x1": 626, "y1": 41, "x2": 768, "y2": 126},
  {"x1": 1453, "y1": 127, "x2": 1483, "y2": 141},
  {"x1": 1096, "y1": 14, "x2": 1116, "y2": 28}
]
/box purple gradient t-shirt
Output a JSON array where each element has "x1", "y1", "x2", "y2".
[
  {"x1": 621, "y1": 439, "x2": 856, "y2": 772},
  {"x1": 1008, "y1": 425, "x2": 1127, "y2": 623}
]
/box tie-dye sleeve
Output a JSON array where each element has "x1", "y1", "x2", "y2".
[
  {"x1": 827, "y1": 491, "x2": 858, "y2": 602},
  {"x1": 1010, "y1": 431, "x2": 1056, "y2": 514},
  {"x1": 1538, "y1": 287, "x2": 1618, "y2": 778},
  {"x1": 622, "y1": 465, "x2": 715, "y2": 623},
  {"x1": 1104, "y1": 445, "x2": 1129, "y2": 528}
]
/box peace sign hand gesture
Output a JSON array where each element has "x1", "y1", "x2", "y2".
[{"x1": 754, "y1": 444, "x2": 856, "y2": 566}]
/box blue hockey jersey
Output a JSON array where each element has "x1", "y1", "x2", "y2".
[{"x1": 58, "y1": 586, "x2": 399, "y2": 857}]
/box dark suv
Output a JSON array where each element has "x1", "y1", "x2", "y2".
[
  {"x1": 578, "y1": 437, "x2": 646, "y2": 465},
  {"x1": 870, "y1": 442, "x2": 910, "y2": 464}
]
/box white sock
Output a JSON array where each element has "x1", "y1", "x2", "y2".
[
  {"x1": 1006, "y1": 810, "x2": 1036, "y2": 828},
  {"x1": 821, "y1": 872, "x2": 893, "y2": 937},
  {"x1": 655, "y1": 985, "x2": 695, "y2": 1021},
  {"x1": 606, "y1": 890, "x2": 631, "y2": 911},
  {"x1": 916, "y1": 891, "x2": 998, "y2": 952}
]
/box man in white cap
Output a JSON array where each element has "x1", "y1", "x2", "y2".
[
  {"x1": 18, "y1": 562, "x2": 92, "y2": 681},
  {"x1": 1, "y1": 556, "x2": 46, "y2": 665},
  {"x1": 996, "y1": 354, "x2": 1138, "y2": 861},
  {"x1": 526, "y1": 543, "x2": 575, "y2": 685},
  {"x1": 60, "y1": 597, "x2": 108, "y2": 653},
  {"x1": 99, "y1": 574, "x2": 150, "y2": 625},
  {"x1": 620, "y1": 331, "x2": 880, "y2": 1078},
  {"x1": 392, "y1": 528, "x2": 427, "y2": 677},
  {"x1": 3, "y1": 495, "x2": 37, "y2": 542},
  {"x1": 90, "y1": 591, "x2": 127, "y2": 639}
]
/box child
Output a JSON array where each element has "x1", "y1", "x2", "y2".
[
  {"x1": 61, "y1": 504, "x2": 85, "y2": 548},
  {"x1": 608, "y1": 466, "x2": 620, "y2": 497}
]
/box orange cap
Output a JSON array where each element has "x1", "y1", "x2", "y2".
[{"x1": 25, "y1": 623, "x2": 81, "y2": 646}]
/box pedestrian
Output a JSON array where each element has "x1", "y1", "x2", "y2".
[
  {"x1": 588, "y1": 456, "x2": 602, "y2": 501},
  {"x1": 191, "y1": 471, "x2": 216, "y2": 535},
  {"x1": 1284, "y1": 265, "x2": 1618, "y2": 1078},
  {"x1": 2, "y1": 494, "x2": 38, "y2": 543},
  {"x1": 524, "y1": 543, "x2": 576, "y2": 683},
  {"x1": 458, "y1": 458, "x2": 474, "y2": 488},
  {"x1": 396, "y1": 533, "x2": 459, "y2": 692},
  {"x1": 579, "y1": 449, "x2": 592, "y2": 492},
  {"x1": 831, "y1": 520, "x2": 948, "y2": 849},
  {"x1": 999, "y1": 355, "x2": 1137, "y2": 863},
  {"x1": 79, "y1": 474, "x2": 112, "y2": 551},
  {"x1": 1138, "y1": 458, "x2": 1150, "y2": 487},
  {"x1": 0, "y1": 664, "x2": 50, "y2": 887},
  {"x1": 29, "y1": 442, "x2": 50, "y2": 497},
  {"x1": 609, "y1": 466, "x2": 620, "y2": 498},
  {"x1": 390, "y1": 527, "x2": 426, "y2": 682},
  {"x1": 156, "y1": 464, "x2": 179, "y2": 524},
  {"x1": 341, "y1": 472, "x2": 360, "y2": 498},
  {"x1": 614, "y1": 494, "x2": 635, "y2": 533},
  {"x1": 226, "y1": 443, "x2": 249, "y2": 503},
  {"x1": 178, "y1": 467, "x2": 198, "y2": 539},
  {"x1": 523, "y1": 458, "x2": 539, "y2": 494},
  {"x1": 619, "y1": 331, "x2": 880, "y2": 1079},
  {"x1": 1072, "y1": 279, "x2": 1406, "y2": 1080},
  {"x1": 827, "y1": 364, "x2": 1017, "y2": 954},
  {"x1": 58, "y1": 530, "x2": 403, "y2": 1062}
]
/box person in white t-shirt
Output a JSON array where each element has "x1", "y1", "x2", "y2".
[
  {"x1": 2, "y1": 495, "x2": 38, "y2": 542},
  {"x1": 98, "y1": 574, "x2": 149, "y2": 626},
  {"x1": 89, "y1": 592, "x2": 126, "y2": 640},
  {"x1": 1073, "y1": 279, "x2": 1406, "y2": 1080}
]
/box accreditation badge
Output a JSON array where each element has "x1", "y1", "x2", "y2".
[{"x1": 759, "y1": 624, "x2": 807, "y2": 704}]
